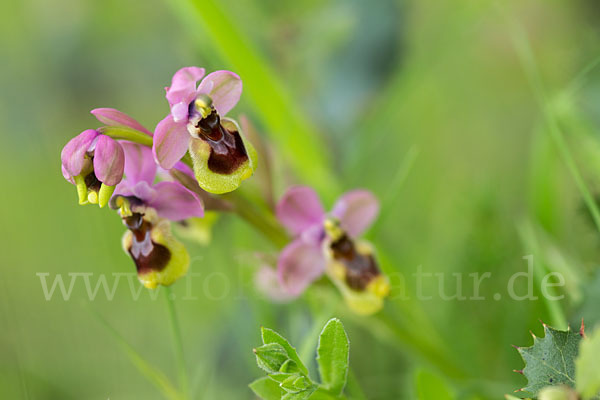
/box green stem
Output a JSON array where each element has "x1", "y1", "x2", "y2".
[
  {"x1": 221, "y1": 190, "x2": 289, "y2": 249},
  {"x1": 99, "y1": 128, "x2": 288, "y2": 247},
  {"x1": 164, "y1": 286, "x2": 190, "y2": 399},
  {"x1": 100, "y1": 126, "x2": 154, "y2": 147}
]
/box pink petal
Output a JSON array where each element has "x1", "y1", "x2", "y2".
[
  {"x1": 152, "y1": 115, "x2": 190, "y2": 169},
  {"x1": 166, "y1": 67, "x2": 205, "y2": 107},
  {"x1": 277, "y1": 239, "x2": 325, "y2": 296},
  {"x1": 91, "y1": 108, "x2": 152, "y2": 135},
  {"x1": 149, "y1": 181, "x2": 204, "y2": 221},
  {"x1": 60, "y1": 129, "x2": 99, "y2": 177},
  {"x1": 331, "y1": 190, "x2": 379, "y2": 237},
  {"x1": 156, "y1": 161, "x2": 193, "y2": 182},
  {"x1": 128, "y1": 180, "x2": 156, "y2": 202},
  {"x1": 171, "y1": 102, "x2": 189, "y2": 123},
  {"x1": 197, "y1": 70, "x2": 242, "y2": 116},
  {"x1": 113, "y1": 181, "x2": 134, "y2": 198},
  {"x1": 93, "y1": 135, "x2": 125, "y2": 186},
  {"x1": 276, "y1": 186, "x2": 325, "y2": 236},
  {"x1": 120, "y1": 142, "x2": 157, "y2": 185},
  {"x1": 61, "y1": 164, "x2": 74, "y2": 184}
]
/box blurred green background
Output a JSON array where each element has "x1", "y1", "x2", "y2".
[{"x1": 2, "y1": 0, "x2": 600, "y2": 398}]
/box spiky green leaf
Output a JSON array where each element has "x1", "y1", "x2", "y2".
[{"x1": 516, "y1": 324, "x2": 582, "y2": 395}]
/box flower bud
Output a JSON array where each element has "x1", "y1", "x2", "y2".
[
  {"x1": 61, "y1": 130, "x2": 124, "y2": 208},
  {"x1": 253, "y1": 343, "x2": 290, "y2": 374}
]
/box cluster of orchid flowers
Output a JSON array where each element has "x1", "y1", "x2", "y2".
[{"x1": 60, "y1": 67, "x2": 389, "y2": 314}]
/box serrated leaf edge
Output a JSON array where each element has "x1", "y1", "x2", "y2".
[{"x1": 513, "y1": 322, "x2": 584, "y2": 394}]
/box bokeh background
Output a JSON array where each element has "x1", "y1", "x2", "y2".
[{"x1": 2, "y1": 0, "x2": 600, "y2": 398}]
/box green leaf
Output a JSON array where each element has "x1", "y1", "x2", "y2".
[
  {"x1": 280, "y1": 375, "x2": 311, "y2": 393},
  {"x1": 576, "y1": 326, "x2": 600, "y2": 399},
  {"x1": 316, "y1": 318, "x2": 350, "y2": 395},
  {"x1": 516, "y1": 323, "x2": 582, "y2": 395},
  {"x1": 414, "y1": 368, "x2": 454, "y2": 400},
  {"x1": 262, "y1": 327, "x2": 309, "y2": 376},
  {"x1": 281, "y1": 385, "x2": 317, "y2": 400},
  {"x1": 249, "y1": 377, "x2": 284, "y2": 400},
  {"x1": 254, "y1": 343, "x2": 291, "y2": 374},
  {"x1": 309, "y1": 388, "x2": 344, "y2": 400},
  {"x1": 268, "y1": 372, "x2": 297, "y2": 384},
  {"x1": 279, "y1": 359, "x2": 301, "y2": 374}
]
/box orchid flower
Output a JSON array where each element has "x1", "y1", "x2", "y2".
[
  {"x1": 61, "y1": 129, "x2": 125, "y2": 208},
  {"x1": 275, "y1": 186, "x2": 389, "y2": 315},
  {"x1": 60, "y1": 108, "x2": 153, "y2": 208},
  {"x1": 153, "y1": 67, "x2": 257, "y2": 194},
  {"x1": 109, "y1": 142, "x2": 204, "y2": 289}
]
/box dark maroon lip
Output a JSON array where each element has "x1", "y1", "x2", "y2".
[
  {"x1": 188, "y1": 106, "x2": 249, "y2": 175},
  {"x1": 329, "y1": 234, "x2": 380, "y2": 291},
  {"x1": 124, "y1": 213, "x2": 171, "y2": 275}
]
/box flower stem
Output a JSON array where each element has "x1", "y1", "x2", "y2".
[
  {"x1": 221, "y1": 190, "x2": 289, "y2": 249},
  {"x1": 164, "y1": 286, "x2": 189, "y2": 399},
  {"x1": 100, "y1": 126, "x2": 154, "y2": 147}
]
